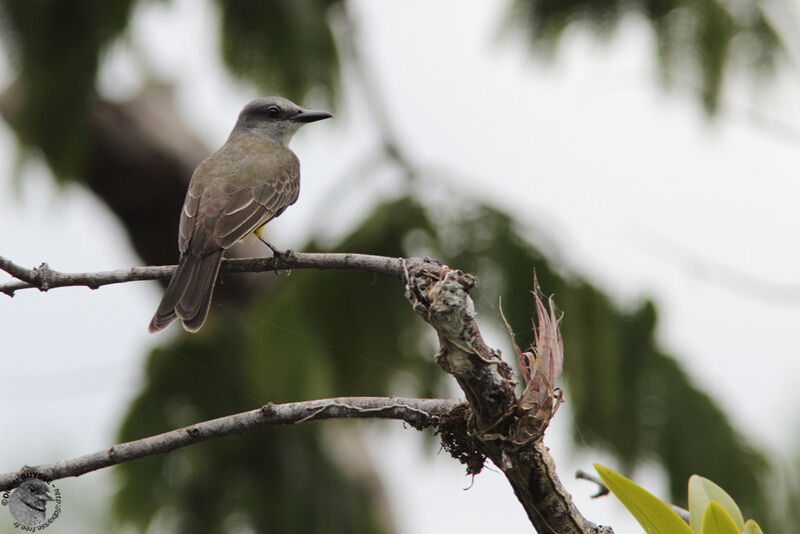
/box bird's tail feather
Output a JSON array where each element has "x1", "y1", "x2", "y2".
[
  {"x1": 177, "y1": 250, "x2": 224, "y2": 332},
  {"x1": 148, "y1": 250, "x2": 224, "y2": 333}
]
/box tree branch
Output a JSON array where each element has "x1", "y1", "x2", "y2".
[
  {"x1": 0, "y1": 396, "x2": 461, "y2": 491},
  {"x1": 576, "y1": 469, "x2": 610, "y2": 498},
  {"x1": 402, "y1": 257, "x2": 611, "y2": 533},
  {"x1": 0, "y1": 252, "x2": 405, "y2": 296},
  {"x1": 2, "y1": 251, "x2": 612, "y2": 532}
]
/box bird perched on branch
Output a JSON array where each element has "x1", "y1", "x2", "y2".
[{"x1": 149, "y1": 96, "x2": 331, "y2": 333}]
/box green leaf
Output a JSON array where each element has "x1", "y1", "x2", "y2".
[
  {"x1": 689, "y1": 475, "x2": 745, "y2": 532},
  {"x1": 742, "y1": 519, "x2": 764, "y2": 534},
  {"x1": 701, "y1": 502, "x2": 740, "y2": 534},
  {"x1": 594, "y1": 464, "x2": 693, "y2": 534}
]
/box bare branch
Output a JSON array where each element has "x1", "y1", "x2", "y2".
[
  {"x1": 576, "y1": 469, "x2": 610, "y2": 498},
  {"x1": 0, "y1": 252, "x2": 405, "y2": 296},
  {"x1": 0, "y1": 255, "x2": 43, "y2": 286},
  {"x1": 0, "y1": 396, "x2": 461, "y2": 491}
]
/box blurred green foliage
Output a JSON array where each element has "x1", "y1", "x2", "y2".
[
  {"x1": 215, "y1": 0, "x2": 342, "y2": 107},
  {"x1": 116, "y1": 196, "x2": 772, "y2": 530},
  {"x1": 508, "y1": 0, "x2": 784, "y2": 113},
  {"x1": 0, "y1": 0, "x2": 787, "y2": 181},
  {"x1": 0, "y1": 0, "x2": 342, "y2": 181},
  {"x1": 435, "y1": 201, "x2": 770, "y2": 522},
  {"x1": 115, "y1": 325, "x2": 399, "y2": 534},
  {"x1": 114, "y1": 198, "x2": 441, "y2": 533},
  {"x1": 0, "y1": 0, "x2": 135, "y2": 179}
]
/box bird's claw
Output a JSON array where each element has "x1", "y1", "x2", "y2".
[
  {"x1": 257, "y1": 236, "x2": 292, "y2": 275},
  {"x1": 271, "y1": 249, "x2": 293, "y2": 276}
]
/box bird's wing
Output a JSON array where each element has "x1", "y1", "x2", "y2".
[
  {"x1": 179, "y1": 189, "x2": 200, "y2": 254},
  {"x1": 212, "y1": 174, "x2": 299, "y2": 249}
]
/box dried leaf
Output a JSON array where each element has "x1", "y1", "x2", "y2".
[
  {"x1": 499, "y1": 297, "x2": 530, "y2": 383},
  {"x1": 508, "y1": 271, "x2": 565, "y2": 443}
]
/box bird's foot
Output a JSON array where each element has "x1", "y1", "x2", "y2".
[
  {"x1": 258, "y1": 236, "x2": 292, "y2": 275},
  {"x1": 272, "y1": 249, "x2": 294, "y2": 276}
]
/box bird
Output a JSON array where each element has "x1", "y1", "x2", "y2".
[
  {"x1": 8, "y1": 479, "x2": 54, "y2": 527},
  {"x1": 149, "y1": 96, "x2": 332, "y2": 333}
]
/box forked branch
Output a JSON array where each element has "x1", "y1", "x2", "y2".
[{"x1": 0, "y1": 251, "x2": 611, "y2": 533}]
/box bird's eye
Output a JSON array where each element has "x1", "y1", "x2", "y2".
[{"x1": 267, "y1": 106, "x2": 280, "y2": 118}]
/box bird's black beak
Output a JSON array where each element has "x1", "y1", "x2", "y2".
[{"x1": 292, "y1": 109, "x2": 333, "y2": 123}]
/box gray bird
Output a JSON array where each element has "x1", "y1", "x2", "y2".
[
  {"x1": 149, "y1": 96, "x2": 331, "y2": 333},
  {"x1": 8, "y1": 479, "x2": 54, "y2": 527}
]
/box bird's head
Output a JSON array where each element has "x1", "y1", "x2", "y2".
[{"x1": 231, "y1": 96, "x2": 332, "y2": 146}]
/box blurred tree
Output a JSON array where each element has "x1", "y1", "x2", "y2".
[
  {"x1": 0, "y1": 0, "x2": 341, "y2": 183},
  {"x1": 438, "y1": 203, "x2": 770, "y2": 522},
  {"x1": 114, "y1": 198, "x2": 442, "y2": 533},
  {"x1": 0, "y1": 0, "x2": 135, "y2": 179},
  {"x1": 507, "y1": 0, "x2": 786, "y2": 113},
  {"x1": 217, "y1": 0, "x2": 341, "y2": 103},
  {"x1": 0, "y1": 0, "x2": 794, "y2": 532}
]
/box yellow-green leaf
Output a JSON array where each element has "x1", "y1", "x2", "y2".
[
  {"x1": 742, "y1": 519, "x2": 764, "y2": 534},
  {"x1": 594, "y1": 464, "x2": 693, "y2": 534},
  {"x1": 689, "y1": 475, "x2": 744, "y2": 532},
  {"x1": 701, "y1": 502, "x2": 740, "y2": 534}
]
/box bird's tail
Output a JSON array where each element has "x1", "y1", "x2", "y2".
[{"x1": 148, "y1": 250, "x2": 224, "y2": 333}]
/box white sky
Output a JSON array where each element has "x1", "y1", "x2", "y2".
[{"x1": 2, "y1": 0, "x2": 800, "y2": 532}]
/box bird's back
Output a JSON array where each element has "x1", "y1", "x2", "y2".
[{"x1": 179, "y1": 134, "x2": 300, "y2": 255}]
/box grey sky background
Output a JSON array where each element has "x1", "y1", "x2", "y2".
[{"x1": 2, "y1": 0, "x2": 800, "y2": 532}]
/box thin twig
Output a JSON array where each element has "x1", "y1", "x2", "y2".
[
  {"x1": 0, "y1": 252, "x2": 405, "y2": 296},
  {"x1": 576, "y1": 469, "x2": 610, "y2": 498},
  {"x1": 0, "y1": 396, "x2": 462, "y2": 491},
  {"x1": 632, "y1": 229, "x2": 800, "y2": 306}
]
